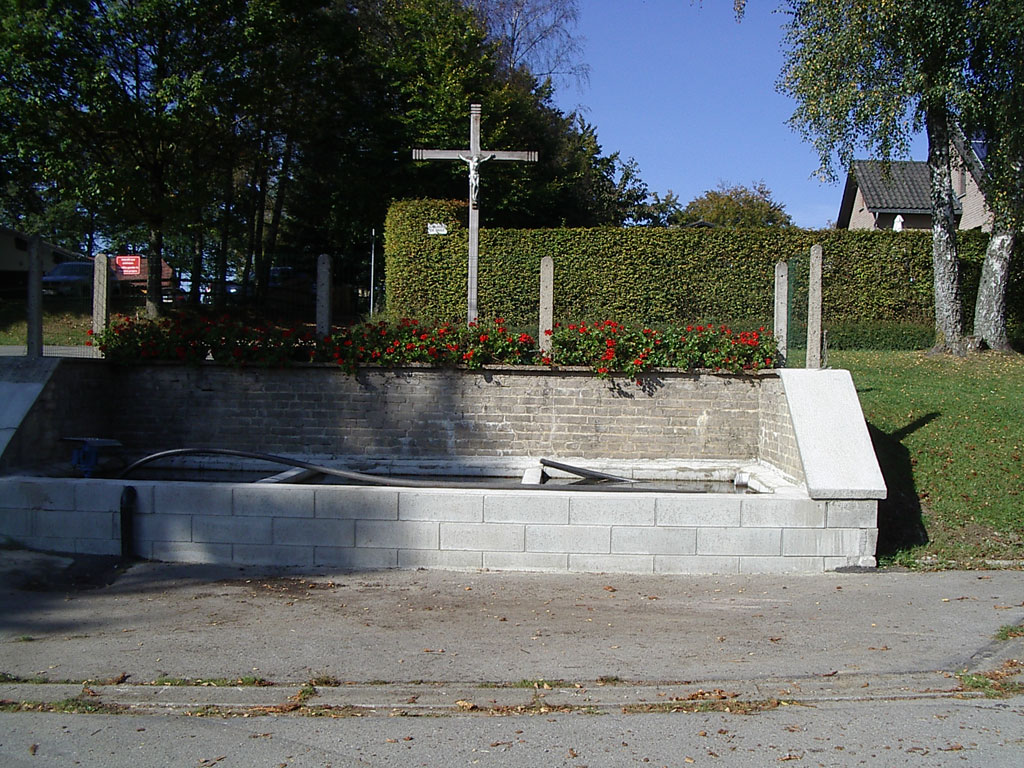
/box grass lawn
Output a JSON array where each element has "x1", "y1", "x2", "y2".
[
  {"x1": 0, "y1": 298, "x2": 93, "y2": 346},
  {"x1": 831, "y1": 350, "x2": 1024, "y2": 568}
]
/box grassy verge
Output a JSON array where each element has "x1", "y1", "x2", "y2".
[
  {"x1": 0, "y1": 298, "x2": 93, "y2": 346},
  {"x1": 830, "y1": 350, "x2": 1024, "y2": 567}
]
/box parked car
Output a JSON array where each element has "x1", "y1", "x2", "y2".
[{"x1": 41, "y1": 261, "x2": 94, "y2": 297}]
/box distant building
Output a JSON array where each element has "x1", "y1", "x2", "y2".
[
  {"x1": 0, "y1": 226, "x2": 84, "y2": 296},
  {"x1": 837, "y1": 157, "x2": 992, "y2": 232}
]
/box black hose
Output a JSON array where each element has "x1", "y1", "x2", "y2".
[{"x1": 118, "y1": 448, "x2": 689, "y2": 493}]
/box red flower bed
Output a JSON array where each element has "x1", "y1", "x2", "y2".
[{"x1": 96, "y1": 312, "x2": 777, "y2": 380}]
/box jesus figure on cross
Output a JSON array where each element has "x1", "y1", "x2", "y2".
[{"x1": 413, "y1": 104, "x2": 537, "y2": 324}]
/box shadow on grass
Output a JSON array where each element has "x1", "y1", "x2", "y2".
[{"x1": 868, "y1": 412, "x2": 939, "y2": 557}]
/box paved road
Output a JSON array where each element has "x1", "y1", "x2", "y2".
[{"x1": 1, "y1": 551, "x2": 1022, "y2": 766}]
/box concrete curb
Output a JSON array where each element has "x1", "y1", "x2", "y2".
[{"x1": 0, "y1": 671, "x2": 978, "y2": 716}]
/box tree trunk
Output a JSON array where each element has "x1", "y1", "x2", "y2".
[
  {"x1": 213, "y1": 163, "x2": 234, "y2": 311},
  {"x1": 188, "y1": 226, "x2": 204, "y2": 307},
  {"x1": 146, "y1": 225, "x2": 163, "y2": 319},
  {"x1": 253, "y1": 164, "x2": 269, "y2": 305},
  {"x1": 973, "y1": 217, "x2": 1015, "y2": 350},
  {"x1": 925, "y1": 107, "x2": 964, "y2": 354},
  {"x1": 264, "y1": 137, "x2": 293, "y2": 263},
  {"x1": 951, "y1": 125, "x2": 1017, "y2": 351}
]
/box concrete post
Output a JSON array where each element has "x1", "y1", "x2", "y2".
[
  {"x1": 773, "y1": 260, "x2": 788, "y2": 367},
  {"x1": 316, "y1": 253, "x2": 332, "y2": 339},
  {"x1": 539, "y1": 256, "x2": 554, "y2": 355},
  {"x1": 26, "y1": 236, "x2": 43, "y2": 358},
  {"x1": 92, "y1": 253, "x2": 109, "y2": 341},
  {"x1": 806, "y1": 244, "x2": 823, "y2": 369}
]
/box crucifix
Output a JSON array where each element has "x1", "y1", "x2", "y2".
[{"x1": 413, "y1": 104, "x2": 537, "y2": 324}]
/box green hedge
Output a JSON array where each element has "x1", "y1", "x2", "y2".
[{"x1": 384, "y1": 200, "x2": 1018, "y2": 347}]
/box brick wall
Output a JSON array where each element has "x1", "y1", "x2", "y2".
[
  {"x1": 757, "y1": 377, "x2": 804, "y2": 484},
  {"x1": 92, "y1": 364, "x2": 766, "y2": 462}
]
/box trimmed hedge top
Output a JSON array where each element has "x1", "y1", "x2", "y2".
[{"x1": 384, "y1": 199, "x2": 1013, "y2": 333}]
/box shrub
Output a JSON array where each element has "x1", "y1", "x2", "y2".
[{"x1": 383, "y1": 200, "x2": 1013, "y2": 341}]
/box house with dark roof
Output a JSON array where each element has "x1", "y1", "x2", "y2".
[{"x1": 837, "y1": 158, "x2": 991, "y2": 231}]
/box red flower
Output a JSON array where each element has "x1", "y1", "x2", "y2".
[{"x1": 479, "y1": 334, "x2": 489, "y2": 343}]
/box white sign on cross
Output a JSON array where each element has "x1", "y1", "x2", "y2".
[{"x1": 413, "y1": 103, "x2": 537, "y2": 324}]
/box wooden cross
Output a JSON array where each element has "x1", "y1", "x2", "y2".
[{"x1": 413, "y1": 104, "x2": 537, "y2": 323}]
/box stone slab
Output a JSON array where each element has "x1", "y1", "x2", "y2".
[{"x1": 779, "y1": 369, "x2": 887, "y2": 499}]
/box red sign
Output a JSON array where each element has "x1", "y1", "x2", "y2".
[{"x1": 116, "y1": 255, "x2": 141, "y2": 276}]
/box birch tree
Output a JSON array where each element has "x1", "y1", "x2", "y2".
[
  {"x1": 957, "y1": 1, "x2": 1023, "y2": 350},
  {"x1": 776, "y1": 0, "x2": 971, "y2": 353}
]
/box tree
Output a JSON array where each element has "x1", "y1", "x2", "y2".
[
  {"x1": 956, "y1": 1, "x2": 1024, "y2": 350},
  {"x1": 0, "y1": 0, "x2": 253, "y2": 316},
  {"x1": 673, "y1": 181, "x2": 793, "y2": 228},
  {"x1": 1, "y1": 0, "x2": 651, "y2": 320},
  {"x1": 465, "y1": 0, "x2": 589, "y2": 88},
  {"x1": 777, "y1": 0, "x2": 972, "y2": 354}
]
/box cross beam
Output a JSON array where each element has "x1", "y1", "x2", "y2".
[{"x1": 412, "y1": 104, "x2": 537, "y2": 323}]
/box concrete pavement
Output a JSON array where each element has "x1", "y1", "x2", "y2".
[
  {"x1": 1, "y1": 549, "x2": 1022, "y2": 716},
  {"x1": 2, "y1": 549, "x2": 1023, "y2": 767}
]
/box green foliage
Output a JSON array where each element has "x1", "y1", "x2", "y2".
[
  {"x1": 674, "y1": 181, "x2": 794, "y2": 228},
  {"x1": 384, "y1": 200, "x2": 1008, "y2": 334},
  {"x1": 0, "y1": 0, "x2": 643, "y2": 316},
  {"x1": 816, "y1": 322, "x2": 935, "y2": 351},
  {"x1": 95, "y1": 312, "x2": 319, "y2": 367}
]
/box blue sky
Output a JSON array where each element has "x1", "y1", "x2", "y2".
[{"x1": 553, "y1": 0, "x2": 924, "y2": 228}]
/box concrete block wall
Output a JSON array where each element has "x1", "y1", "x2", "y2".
[{"x1": 0, "y1": 477, "x2": 878, "y2": 572}]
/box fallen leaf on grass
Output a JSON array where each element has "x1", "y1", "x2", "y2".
[{"x1": 455, "y1": 700, "x2": 477, "y2": 711}]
